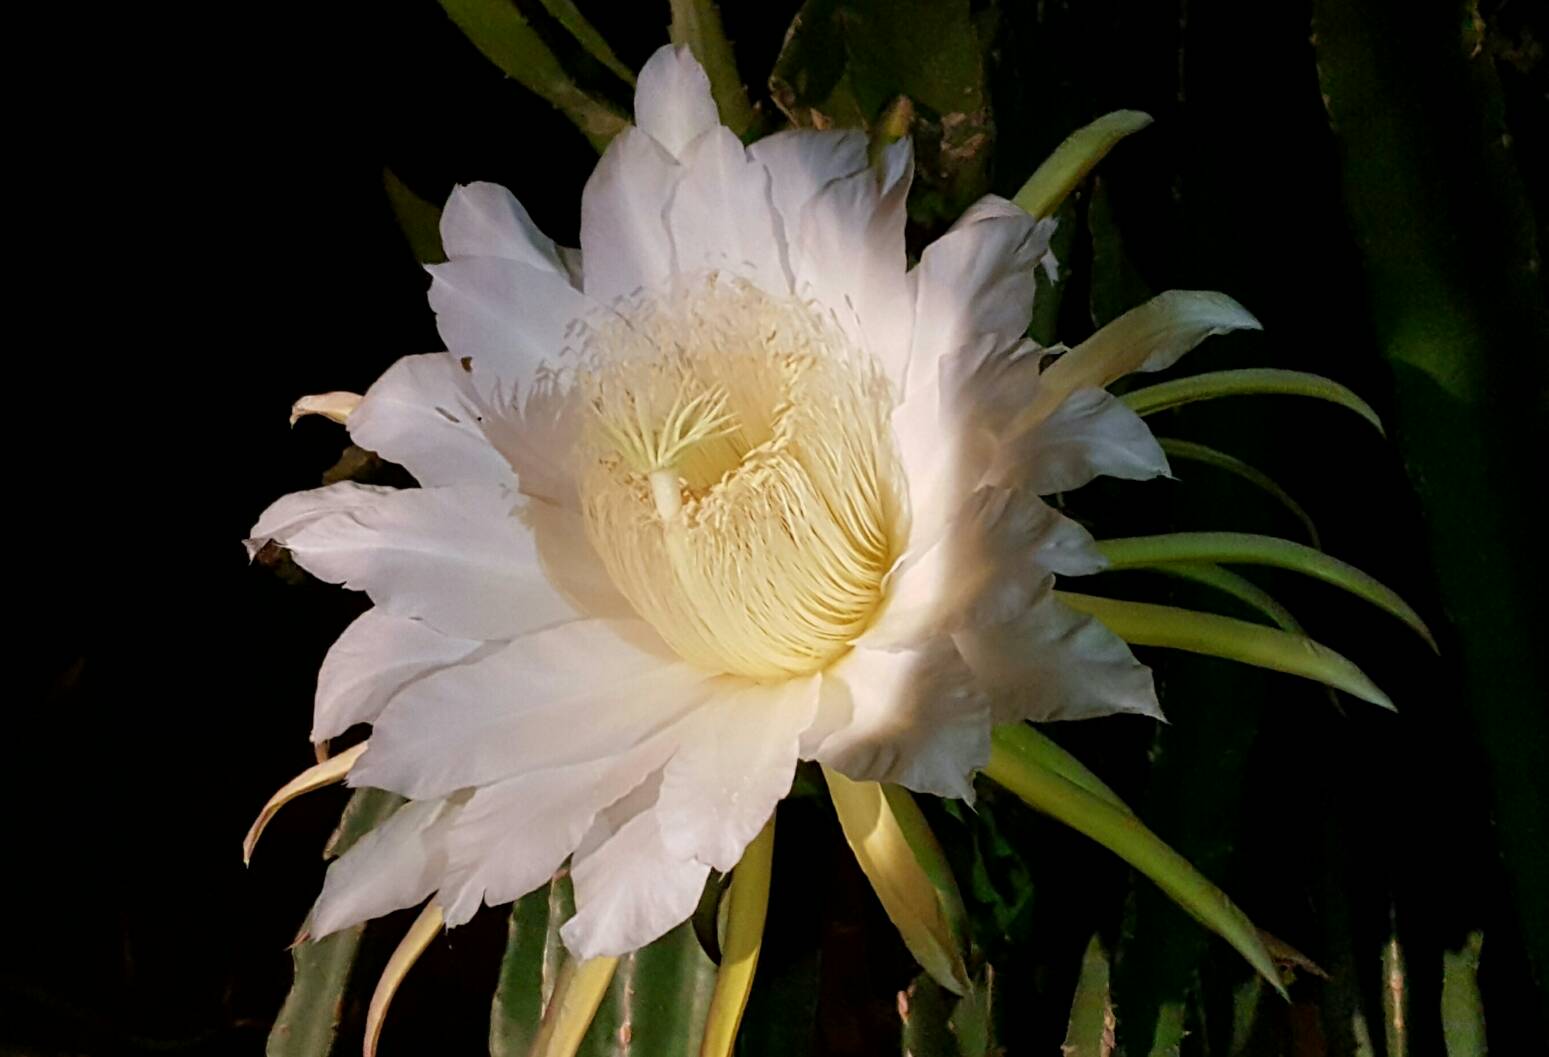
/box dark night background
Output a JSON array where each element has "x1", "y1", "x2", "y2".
[{"x1": 8, "y1": 1, "x2": 1546, "y2": 1054}]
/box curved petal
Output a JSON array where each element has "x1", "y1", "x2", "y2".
[
  {"x1": 748, "y1": 128, "x2": 868, "y2": 244},
  {"x1": 347, "y1": 353, "x2": 517, "y2": 488},
  {"x1": 350, "y1": 352, "x2": 584, "y2": 507},
  {"x1": 580, "y1": 127, "x2": 681, "y2": 305},
  {"x1": 892, "y1": 335, "x2": 1049, "y2": 547},
  {"x1": 864, "y1": 487, "x2": 1103, "y2": 650},
  {"x1": 634, "y1": 44, "x2": 719, "y2": 160},
  {"x1": 440, "y1": 182, "x2": 566, "y2": 277},
  {"x1": 311, "y1": 797, "x2": 456, "y2": 938},
  {"x1": 246, "y1": 481, "x2": 388, "y2": 558},
  {"x1": 937, "y1": 336, "x2": 1047, "y2": 436},
  {"x1": 908, "y1": 196, "x2": 1056, "y2": 396},
  {"x1": 490, "y1": 380, "x2": 586, "y2": 509},
  {"x1": 1021, "y1": 290, "x2": 1261, "y2": 426},
  {"x1": 351, "y1": 619, "x2": 719, "y2": 800},
  {"x1": 792, "y1": 147, "x2": 914, "y2": 385},
  {"x1": 809, "y1": 639, "x2": 989, "y2": 800},
  {"x1": 246, "y1": 482, "x2": 585, "y2": 640},
  {"x1": 890, "y1": 338, "x2": 997, "y2": 545},
  {"x1": 313, "y1": 608, "x2": 486, "y2": 743},
  {"x1": 889, "y1": 372, "x2": 967, "y2": 546},
  {"x1": 426, "y1": 256, "x2": 598, "y2": 394},
  {"x1": 526, "y1": 499, "x2": 635, "y2": 618},
  {"x1": 436, "y1": 735, "x2": 680, "y2": 927},
  {"x1": 954, "y1": 596, "x2": 1162, "y2": 724},
  {"x1": 656, "y1": 675, "x2": 820, "y2": 872},
  {"x1": 561, "y1": 774, "x2": 711, "y2": 958},
  {"x1": 992, "y1": 386, "x2": 1171, "y2": 495},
  {"x1": 666, "y1": 126, "x2": 789, "y2": 294}
]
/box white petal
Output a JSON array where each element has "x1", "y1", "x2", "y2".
[
  {"x1": 936, "y1": 336, "x2": 1047, "y2": 437},
  {"x1": 245, "y1": 482, "x2": 389, "y2": 559},
  {"x1": 440, "y1": 182, "x2": 566, "y2": 277},
  {"x1": 954, "y1": 596, "x2": 1162, "y2": 724},
  {"x1": 1027, "y1": 290, "x2": 1260, "y2": 422},
  {"x1": 908, "y1": 196, "x2": 1056, "y2": 397},
  {"x1": 656, "y1": 676, "x2": 820, "y2": 872},
  {"x1": 634, "y1": 45, "x2": 719, "y2": 160},
  {"x1": 580, "y1": 128, "x2": 681, "y2": 304},
  {"x1": 351, "y1": 619, "x2": 718, "y2": 800},
  {"x1": 863, "y1": 487, "x2": 1102, "y2": 650},
  {"x1": 313, "y1": 608, "x2": 485, "y2": 743},
  {"x1": 748, "y1": 128, "x2": 868, "y2": 243},
  {"x1": 311, "y1": 798, "x2": 455, "y2": 937},
  {"x1": 992, "y1": 386, "x2": 1170, "y2": 494},
  {"x1": 890, "y1": 384, "x2": 975, "y2": 548},
  {"x1": 666, "y1": 126, "x2": 790, "y2": 294},
  {"x1": 489, "y1": 381, "x2": 586, "y2": 509},
  {"x1": 793, "y1": 155, "x2": 914, "y2": 385},
  {"x1": 876, "y1": 136, "x2": 913, "y2": 200},
  {"x1": 347, "y1": 353, "x2": 517, "y2": 488},
  {"x1": 246, "y1": 482, "x2": 584, "y2": 640},
  {"x1": 436, "y1": 738, "x2": 678, "y2": 927},
  {"x1": 1115, "y1": 290, "x2": 1260, "y2": 375},
  {"x1": 526, "y1": 498, "x2": 636, "y2": 618},
  {"x1": 561, "y1": 775, "x2": 711, "y2": 958},
  {"x1": 891, "y1": 333, "x2": 1007, "y2": 545},
  {"x1": 809, "y1": 640, "x2": 989, "y2": 800},
  {"x1": 892, "y1": 337, "x2": 1052, "y2": 551},
  {"x1": 425, "y1": 256, "x2": 598, "y2": 390}
]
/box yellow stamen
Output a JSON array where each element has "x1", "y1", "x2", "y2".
[{"x1": 580, "y1": 278, "x2": 906, "y2": 678}]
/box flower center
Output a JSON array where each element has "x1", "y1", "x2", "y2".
[{"x1": 579, "y1": 278, "x2": 906, "y2": 679}]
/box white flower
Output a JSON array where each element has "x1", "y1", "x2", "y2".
[{"x1": 248, "y1": 45, "x2": 1257, "y2": 959}]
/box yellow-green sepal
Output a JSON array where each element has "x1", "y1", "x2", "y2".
[
  {"x1": 822, "y1": 766, "x2": 972, "y2": 995},
  {"x1": 985, "y1": 724, "x2": 1285, "y2": 996},
  {"x1": 529, "y1": 955, "x2": 621, "y2": 1057},
  {"x1": 699, "y1": 816, "x2": 775, "y2": 1057},
  {"x1": 1122, "y1": 367, "x2": 1384, "y2": 434},
  {"x1": 1012, "y1": 110, "x2": 1154, "y2": 220},
  {"x1": 1055, "y1": 591, "x2": 1395, "y2": 709},
  {"x1": 1095, "y1": 532, "x2": 1435, "y2": 649}
]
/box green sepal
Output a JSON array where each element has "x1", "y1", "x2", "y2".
[
  {"x1": 435, "y1": 0, "x2": 628, "y2": 152},
  {"x1": 1012, "y1": 110, "x2": 1154, "y2": 220},
  {"x1": 382, "y1": 168, "x2": 445, "y2": 265},
  {"x1": 1122, "y1": 368, "x2": 1384, "y2": 434},
  {"x1": 1094, "y1": 532, "x2": 1435, "y2": 649},
  {"x1": 1156, "y1": 438, "x2": 1320, "y2": 546},
  {"x1": 984, "y1": 726, "x2": 1285, "y2": 996},
  {"x1": 1055, "y1": 591, "x2": 1395, "y2": 709}
]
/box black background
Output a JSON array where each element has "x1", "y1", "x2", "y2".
[{"x1": 7, "y1": 0, "x2": 1545, "y2": 1054}]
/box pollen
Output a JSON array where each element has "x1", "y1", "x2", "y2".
[{"x1": 579, "y1": 277, "x2": 907, "y2": 679}]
